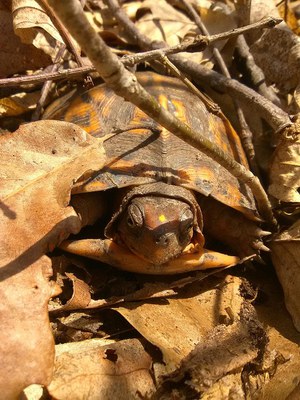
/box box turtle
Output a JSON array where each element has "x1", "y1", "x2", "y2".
[{"x1": 44, "y1": 72, "x2": 269, "y2": 274}]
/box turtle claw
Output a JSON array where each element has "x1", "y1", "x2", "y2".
[
  {"x1": 257, "y1": 230, "x2": 272, "y2": 237},
  {"x1": 252, "y1": 242, "x2": 271, "y2": 252}
]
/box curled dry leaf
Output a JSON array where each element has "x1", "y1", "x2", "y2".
[
  {"x1": 59, "y1": 272, "x2": 91, "y2": 311},
  {"x1": 47, "y1": 338, "x2": 155, "y2": 400},
  {"x1": 268, "y1": 119, "x2": 300, "y2": 203},
  {"x1": 271, "y1": 220, "x2": 300, "y2": 331},
  {"x1": 0, "y1": 120, "x2": 105, "y2": 398},
  {"x1": 12, "y1": 0, "x2": 74, "y2": 60},
  {"x1": 0, "y1": 7, "x2": 50, "y2": 77}
]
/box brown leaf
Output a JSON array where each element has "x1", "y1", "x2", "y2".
[
  {"x1": 0, "y1": 91, "x2": 41, "y2": 117},
  {"x1": 251, "y1": 266, "x2": 300, "y2": 399},
  {"x1": 12, "y1": 0, "x2": 66, "y2": 60},
  {"x1": 250, "y1": 0, "x2": 300, "y2": 93},
  {"x1": 48, "y1": 339, "x2": 155, "y2": 399},
  {"x1": 135, "y1": 0, "x2": 235, "y2": 67},
  {"x1": 268, "y1": 119, "x2": 300, "y2": 203},
  {"x1": 0, "y1": 255, "x2": 55, "y2": 400},
  {"x1": 113, "y1": 275, "x2": 247, "y2": 374},
  {"x1": 270, "y1": 220, "x2": 300, "y2": 331},
  {"x1": 0, "y1": 120, "x2": 105, "y2": 398},
  {"x1": 155, "y1": 311, "x2": 264, "y2": 397},
  {"x1": 0, "y1": 7, "x2": 50, "y2": 77},
  {"x1": 60, "y1": 272, "x2": 92, "y2": 311}
]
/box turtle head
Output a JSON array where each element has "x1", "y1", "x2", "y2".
[{"x1": 105, "y1": 183, "x2": 204, "y2": 265}]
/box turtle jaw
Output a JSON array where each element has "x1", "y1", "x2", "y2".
[{"x1": 123, "y1": 230, "x2": 192, "y2": 266}]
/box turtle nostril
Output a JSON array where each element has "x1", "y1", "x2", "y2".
[{"x1": 155, "y1": 234, "x2": 169, "y2": 247}]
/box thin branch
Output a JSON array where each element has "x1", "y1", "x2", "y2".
[
  {"x1": 0, "y1": 19, "x2": 281, "y2": 89},
  {"x1": 31, "y1": 42, "x2": 66, "y2": 121},
  {"x1": 48, "y1": 0, "x2": 277, "y2": 227},
  {"x1": 235, "y1": 35, "x2": 281, "y2": 106},
  {"x1": 0, "y1": 66, "x2": 95, "y2": 88},
  {"x1": 40, "y1": 0, "x2": 93, "y2": 86},
  {"x1": 40, "y1": 0, "x2": 82, "y2": 68}
]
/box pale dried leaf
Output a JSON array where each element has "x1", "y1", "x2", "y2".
[
  {"x1": 270, "y1": 220, "x2": 300, "y2": 331},
  {"x1": 201, "y1": 374, "x2": 245, "y2": 400},
  {"x1": 268, "y1": 120, "x2": 300, "y2": 202},
  {"x1": 12, "y1": 0, "x2": 75, "y2": 59},
  {"x1": 47, "y1": 339, "x2": 155, "y2": 400},
  {"x1": 0, "y1": 91, "x2": 40, "y2": 117},
  {"x1": 0, "y1": 9, "x2": 50, "y2": 77},
  {"x1": 0, "y1": 120, "x2": 105, "y2": 398},
  {"x1": 22, "y1": 384, "x2": 44, "y2": 400},
  {"x1": 293, "y1": 83, "x2": 300, "y2": 112}
]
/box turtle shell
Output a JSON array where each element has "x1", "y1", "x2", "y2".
[{"x1": 44, "y1": 72, "x2": 258, "y2": 220}]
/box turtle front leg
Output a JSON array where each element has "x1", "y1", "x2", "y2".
[
  {"x1": 59, "y1": 238, "x2": 239, "y2": 275},
  {"x1": 198, "y1": 196, "x2": 270, "y2": 257}
]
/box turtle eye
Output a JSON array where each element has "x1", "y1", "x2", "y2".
[
  {"x1": 127, "y1": 203, "x2": 144, "y2": 228},
  {"x1": 180, "y1": 208, "x2": 194, "y2": 232}
]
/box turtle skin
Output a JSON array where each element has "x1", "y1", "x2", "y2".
[{"x1": 44, "y1": 72, "x2": 267, "y2": 274}]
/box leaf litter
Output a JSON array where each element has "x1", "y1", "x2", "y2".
[{"x1": 0, "y1": 0, "x2": 300, "y2": 399}]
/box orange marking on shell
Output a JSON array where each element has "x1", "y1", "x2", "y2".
[
  {"x1": 73, "y1": 180, "x2": 108, "y2": 193},
  {"x1": 217, "y1": 181, "x2": 243, "y2": 206},
  {"x1": 100, "y1": 94, "x2": 119, "y2": 120},
  {"x1": 158, "y1": 94, "x2": 168, "y2": 110},
  {"x1": 208, "y1": 116, "x2": 231, "y2": 154},
  {"x1": 224, "y1": 120, "x2": 249, "y2": 167},
  {"x1": 185, "y1": 166, "x2": 215, "y2": 181},
  {"x1": 169, "y1": 99, "x2": 187, "y2": 122}
]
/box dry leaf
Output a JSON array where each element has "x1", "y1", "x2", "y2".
[
  {"x1": 0, "y1": 255, "x2": 55, "y2": 400},
  {"x1": 0, "y1": 8, "x2": 50, "y2": 77},
  {"x1": 155, "y1": 306, "x2": 265, "y2": 398},
  {"x1": 252, "y1": 267, "x2": 300, "y2": 399},
  {"x1": 59, "y1": 272, "x2": 91, "y2": 311},
  {"x1": 12, "y1": 0, "x2": 74, "y2": 60},
  {"x1": 114, "y1": 276, "x2": 247, "y2": 374},
  {"x1": 135, "y1": 0, "x2": 235, "y2": 67},
  {"x1": 47, "y1": 339, "x2": 155, "y2": 400},
  {"x1": 270, "y1": 220, "x2": 300, "y2": 331},
  {"x1": 0, "y1": 120, "x2": 105, "y2": 398},
  {"x1": 0, "y1": 91, "x2": 41, "y2": 117},
  {"x1": 250, "y1": 0, "x2": 300, "y2": 93},
  {"x1": 268, "y1": 119, "x2": 300, "y2": 202}
]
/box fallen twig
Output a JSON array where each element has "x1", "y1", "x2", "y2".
[
  {"x1": 0, "y1": 17, "x2": 281, "y2": 88},
  {"x1": 235, "y1": 35, "x2": 281, "y2": 106},
  {"x1": 31, "y1": 43, "x2": 66, "y2": 121}
]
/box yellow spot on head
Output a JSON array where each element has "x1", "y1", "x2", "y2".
[{"x1": 159, "y1": 214, "x2": 166, "y2": 222}]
